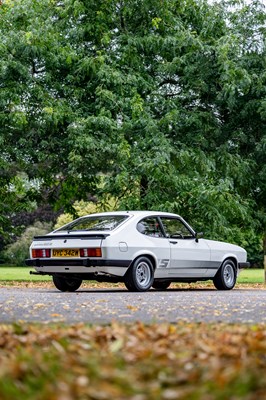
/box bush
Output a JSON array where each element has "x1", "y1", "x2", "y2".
[
  {"x1": 3, "y1": 221, "x2": 52, "y2": 266},
  {"x1": 54, "y1": 198, "x2": 116, "y2": 229},
  {"x1": 54, "y1": 200, "x2": 102, "y2": 229}
]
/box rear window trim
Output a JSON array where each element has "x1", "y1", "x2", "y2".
[{"x1": 55, "y1": 214, "x2": 130, "y2": 233}]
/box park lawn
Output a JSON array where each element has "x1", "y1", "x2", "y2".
[
  {"x1": 0, "y1": 266, "x2": 51, "y2": 281},
  {"x1": 0, "y1": 266, "x2": 264, "y2": 284},
  {"x1": 238, "y1": 268, "x2": 264, "y2": 284}
]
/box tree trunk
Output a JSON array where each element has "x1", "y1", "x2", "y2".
[{"x1": 140, "y1": 175, "x2": 148, "y2": 209}]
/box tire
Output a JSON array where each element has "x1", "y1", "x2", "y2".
[
  {"x1": 152, "y1": 280, "x2": 171, "y2": 290},
  {"x1": 52, "y1": 275, "x2": 82, "y2": 292},
  {"x1": 213, "y1": 260, "x2": 236, "y2": 290},
  {"x1": 124, "y1": 279, "x2": 134, "y2": 291},
  {"x1": 124, "y1": 256, "x2": 154, "y2": 292}
]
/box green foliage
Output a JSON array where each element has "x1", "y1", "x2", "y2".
[
  {"x1": 3, "y1": 222, "x2": 52, "y2": 266},
  {"x1": 53, "y1": 198, "x2": 118, "y2": 229},
  {"x1": 54, "y1": 200, "x2": 97, "y2": 228},
  {"x1": 0, "y1": 173, "x2": 37, "y2": 245},
  {"x1": 0, "y1": 0, "x2": 265, "y2": 264}
]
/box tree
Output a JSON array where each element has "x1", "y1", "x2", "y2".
[
  {"x1": 218, "y1": 0, "x2": 266, "y2": 267},
  {"x1": 0, "y1": 0, "x2": 265, "y2": 264}
]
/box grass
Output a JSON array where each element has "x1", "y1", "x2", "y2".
[
  {"x1": 0, "y1": 266, "x2": 265, "y2": 284},
  {"x1": 0, "y1": 266, "x2": 51, "y2": 281},
  {"x1": 238, "y1": 268, "x2": 265, "y2": 284}
]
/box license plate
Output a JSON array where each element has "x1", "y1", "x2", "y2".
[{"x1": 52, "y1": 249, "x2": 80, "y2": 257}]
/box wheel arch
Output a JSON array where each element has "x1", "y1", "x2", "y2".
[
  {"x1": 218, "y1": 256, "x2": 238, "y2": 274},
  {"x1": 130, "y1": 253, "x2": 157, "y2": 271},
  {"x1": 124, "y1": 254, "x2": 156, "y2": 292},
  {"x1": 213, "y1": 257, "x2": 238, "y2": 290}
]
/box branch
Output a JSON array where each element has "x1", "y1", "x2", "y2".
[
  {"x1": 31, "y1": 60, "x2": 46, "y2": 76},
  {"x1": 159, "y1": 78, "x2": 179, "y2": 87}
]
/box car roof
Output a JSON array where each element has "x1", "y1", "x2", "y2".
[
  {"x1": 52, "y1": 210, "x2": 195, "y2": 235},
  {"x1": 79, "y1": 210, "x2": 182, "y2": 218}
]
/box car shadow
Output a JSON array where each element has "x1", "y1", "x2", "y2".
[{"x1": 43, "y1": 287, "x2": 218, "y2": 294}]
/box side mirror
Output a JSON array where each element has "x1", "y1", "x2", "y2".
[{"x1": 195, "y1": 232, "x2": 204, "y2": 243}]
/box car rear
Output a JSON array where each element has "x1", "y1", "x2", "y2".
[{"x1": 25, "y1": 213, "x2": 132, "y2": 275}]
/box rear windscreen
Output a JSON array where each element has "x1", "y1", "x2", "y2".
[{"x1": 56, "y1": 215, "x2": 129, "y2": 232}]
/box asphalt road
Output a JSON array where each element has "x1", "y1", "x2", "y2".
[{"x1": 1, "y1": 287, "x2": 266, "y2": 324}]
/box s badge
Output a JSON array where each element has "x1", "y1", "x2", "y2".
[{"x1": 159, "y1": 259, "x2": 169, "y2": 268}]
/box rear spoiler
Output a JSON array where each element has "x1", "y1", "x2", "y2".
[{"x1": 33, "y1": 234, "x2": 110, "y2": 241}]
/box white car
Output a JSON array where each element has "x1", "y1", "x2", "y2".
[{"x1": 26, "y1": 211, "x2": 249, "y2": 292}]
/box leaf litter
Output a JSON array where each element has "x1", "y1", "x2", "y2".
[
  {"x1": 0, "y1": 281, "x2": 265, "y2": 398},
  {"x1": 0, "y1": 281, "x2": 265, "y2": 290},
  {"x1": 0, "y1": 321, "x2": 265, "y2": 400}
]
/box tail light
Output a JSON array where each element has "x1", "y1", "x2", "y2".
[
  {"x1": 32, "y1": 249, "x2": 51, "y2": 258},
  {"x1": 80, "y1": 248, "x2": 102, "y2": 257}
]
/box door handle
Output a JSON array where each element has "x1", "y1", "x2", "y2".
[{"x1": 170, "y1": 241, "x2": 178, "y2": 244}]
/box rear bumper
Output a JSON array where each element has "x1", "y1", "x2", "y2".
[{"x1": 25, "y1": 258, "x2": 131, "y2": 268}]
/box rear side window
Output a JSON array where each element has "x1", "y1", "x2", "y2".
[
  {"x1": 57, "y1": 215, "x2": 129, "y2": 232},
  {"x1": 137, "y1": 217, "x2": 164, "y2": 237}
]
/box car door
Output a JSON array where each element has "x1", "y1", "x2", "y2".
[
  {"x1": 159, "y1": 216, "x2": 211, "y2": 277},
  {"x1": 137, "y1": 217, "x2": 171, "y2": 278}
]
